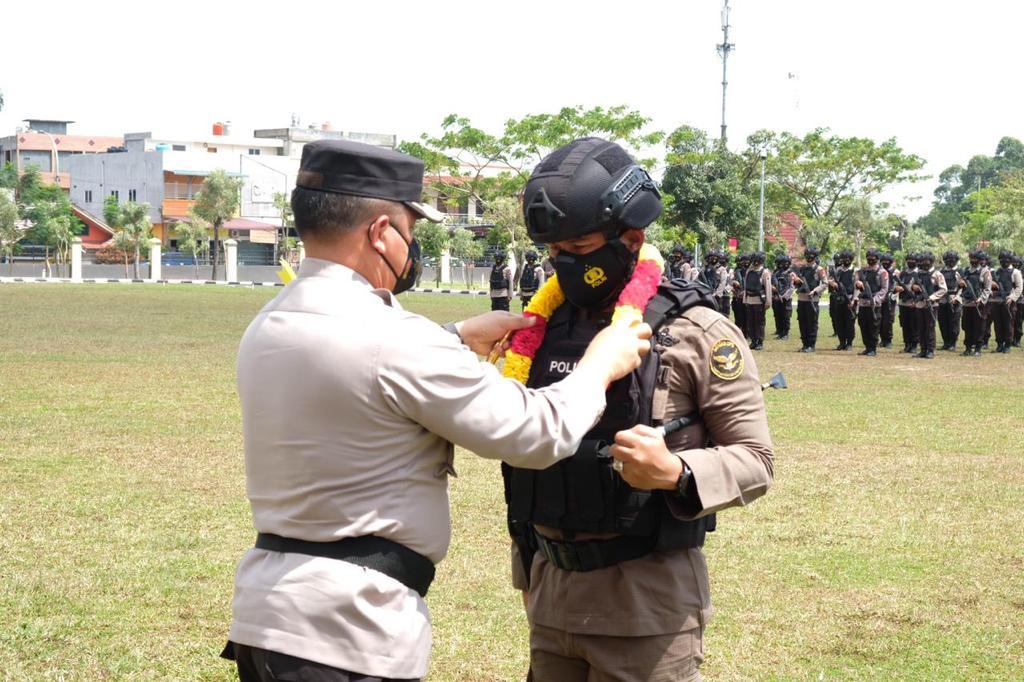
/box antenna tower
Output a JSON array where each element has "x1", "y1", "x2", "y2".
[{"x1": 717, "y1": 0, "x2": 735, "y2": 146}]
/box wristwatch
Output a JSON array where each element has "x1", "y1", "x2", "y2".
[{"x1": 673, "y1": 454, "x2": 693, "y2": 498}]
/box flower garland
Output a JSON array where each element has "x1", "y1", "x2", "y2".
[{"x1": 502, "y1": 242, "x2": 665, "y2": 383}]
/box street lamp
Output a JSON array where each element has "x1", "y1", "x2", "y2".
[{"x1": 757, "y1": 151, "x2": 767, "y2": 252}]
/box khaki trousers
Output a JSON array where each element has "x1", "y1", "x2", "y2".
[{"x1": 529, "y1": 622, "x2": 704, "y2": 682}]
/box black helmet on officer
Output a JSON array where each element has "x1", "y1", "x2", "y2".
[
  {"x1": 943, "y1": 250, "x2": 959, "y2": 266},
  {"x1": 526, "y1": 250, "x2": 538, "y2": 262},
  {"x1": 998, "y1": 250, "x2": 1013, "y2": 267},
  {"x1": 523, "y1": 137, "x2": 662, "y2": 309},
  {"x1": 919, "y1": 251, "x2": 935, "y2": 267},
  {"x1": 866, "y1": 248, "x2": 880, "y2": 265},
  {"x1": 774, "y1": 252, "x2": 791, "y2": 266},
  {"x1": 880, "y1": 252, "x2": 894, "y2": 266},
  {"x1": 804, "y1": 246, "x2": 820, "y2": 263}
]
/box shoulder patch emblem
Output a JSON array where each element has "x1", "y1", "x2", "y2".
[{"x1": 709, "y1": 339, "x2": 743, "y2": 380}]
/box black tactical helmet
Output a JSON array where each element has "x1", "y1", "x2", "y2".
[
  {"x1": 906, "y1": 252, "x2": 918, "y2": 263},
  {"x1": 978, "y1": 251, "x2": 990, "y2": 263},
  {"x1": 775, "y1": 252, "x2": 791, "y2": 264},
  {"x1": 523, "y1": 137, "x2": 662, "y2": 243},
  {"x1": 880, "y1": 252, "x2": 894, "y2": 263},
  {"x1": 671, "y1": 245, "x2": 685, "y2": 255},
  {"x1": 751, "y1": 251, "x2": 766, "y2": 264},
  {"x1": 804, "y1": 246, "x2": 820, "y2": 260},
  {"x1": 526, "y1": 250, "x2": 538, "y2": 261},
  {"x1": 866, "y1": 247, "x2": 881, "y2": 260},
  {"x1": 999, "y1": 250, "x2": 1013, "y2": 263},
  {"x1": 943, "y1": 250, "x2": 959, "y2": 263},
  {"x1": 919, "y1": 251, "x2": 935, "y2": 264},
  {"x1": 494, "y1": 252, "x2": 506, "y2": 264}
]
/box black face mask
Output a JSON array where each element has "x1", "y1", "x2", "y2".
[
  {"x1": 554, "y1": 238, "x2": 635, "y2": 310},
  {"x1": 373, "y1": 224, "x2": 421, "y2": 295}
]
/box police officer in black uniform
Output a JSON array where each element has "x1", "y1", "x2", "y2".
[
  {"x1": 879, "y1": 252, "x2": 897, "y2": 348},
  {"x1": 666, "y1": 245, "x2": 686, "y2": 280},
  {"x1": 731, "y1": 252, "x2": 750, "y2": 334},
  {"x1": 853, "y1": 248, "x2": 887, "y2": 356},
  {"x1": 937, "y1": 250, "x2": 962, "y2": 351},
  {"x1": 894, "y1": 252, "x2": 920, "y2": 354},
  {"x1": 959, "y1": 250, "x2": 990, "y2": 356},
  {"x1": 771, "y1": 253, "x2": 793, "y2": 340},
  {"x1": 792, "y1": 247, "x2": 826, "y2": 353},
  {"x1": 519, "y1": 250, "x2": 544, "y2": 309},
  {"x1": 1013, "y1": 254, "x2": 1024, "y2": 347},
  {"x1": 828, "y1": 253, "x2": 842, "y2": 339},
  {"x1": 489, "y1": 252, "x2": 512, "y2": 311},
  {"x1": 829, "y1": 250, "x2": 857, "y2": 350}
]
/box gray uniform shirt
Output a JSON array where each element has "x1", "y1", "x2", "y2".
[{"x1": 229, "y1": 259, "x2": 608, "y2": 678}]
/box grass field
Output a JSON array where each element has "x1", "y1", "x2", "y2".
[{"x1": 1, "y1": 283, "x2": 1022, "y2": 681}]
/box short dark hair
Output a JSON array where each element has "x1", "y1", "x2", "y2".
[{"x1": 291, "y1": 187, "x2": 399, "y2": 241}]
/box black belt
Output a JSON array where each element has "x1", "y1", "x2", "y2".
[
  {"x1": 533, "y1": 531, "x2": 656, "y2": 572},
  {"x1": 255, "y1": 533, "x2": 435, "y2": 597}
]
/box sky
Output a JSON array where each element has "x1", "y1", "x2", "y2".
[{"x1": 2, "y1": 0, "x2": 1021, "y2": 219}]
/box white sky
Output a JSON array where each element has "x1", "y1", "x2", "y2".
[{"x1": 2, "y1": 0, "x2": 1021, "y2": 219}]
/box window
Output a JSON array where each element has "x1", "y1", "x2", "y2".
[
  {"x1": 85, "y1": 190, "x2": 93, "y2": 203},
  {"x1": 248, "y1": 148, "x2": 261, "y2": 155},
  {"x1": 111, "y1": 190, "x2": 119, "y2": 201},
  {"x1": 172, "y1": 144, "x2": 186, "y2": 152},
  {"x1": 207, "y1": 147, "x2": 218, "y2": 153},
  {"x1": 128, "y1": 189, "x2": 137, "y2": 202}
]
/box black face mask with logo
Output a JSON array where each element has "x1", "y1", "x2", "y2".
[
  {"x1": 553, "y1": 238, "x2": 636, "y2": 309},
  {"x1": 372, "y1": 225, "x2": 422, "y2": 295}
]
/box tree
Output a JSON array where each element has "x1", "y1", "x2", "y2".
[
  {"x1": 402, "y1": 105, "x2": 664, "y2": 212},
  {"x1": 0, "y1": 162, "x2": 17, "y2": 190},
  {"x1": 661, "y1": 125, "x2": 761, "y2": 249},
  {"x1": 192, "y1": 170, "x2": 242, "y2": 280},
  {"x1": 118, "y1": 201, "x2": 153, "y2": 279},
  {"x1": 963, "y1": 170, "x2": 1024, "y2": 253},
  {"x1": 21, "y1": 176, "x2": 82, "y2": 277},
  {"x1": 484, "y1": 196, "x2": 530, "y2": 265},
  {"x1": 415, "y1": 220, "x2": 451, "y2": 287},
  {"x1": 449, "y1": 226, "x2": 483, "y2": 288},
  {"x1": 0, "y1": 190, "x2": 22, "y2": 274},
  {"x1": 175, "y1": 212, "x2": 210, "y2": 279},
  {"x1": 272, "y1": 191, "x2": 295, "y2": 261},
  {"x1": 747, "y1": 128, "x2": 925, "y2": 252}
]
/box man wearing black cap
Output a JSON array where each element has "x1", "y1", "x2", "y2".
[
  {"x1": 504, "y1": 137, "x2": 773, "y2": 681},
  {"x1": 222, "y1": 139, "x2": 652, "y2": 681},
  {"x1": 937, "y1": 251, "x2": 963, "y2": 350},
  {"x1": 489, "y1": 251, "x2": 513, "y2": 311}
]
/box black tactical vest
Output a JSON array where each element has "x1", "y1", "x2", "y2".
[
  {"x1": 882, "y1": 266, "x2": 896, "y2": 294},
  {"x1": 798, "y1": 264, "x2": 820, "y2": 293},
  {"x1": 994, "y1": 268, "x2": 1015, "y2": 298},
  {"x1": 701, "y1": 265, "x2": 720, "y2": 291},
  {"x1": 519, "y1": 264, "x2": 539, "y2": 293},
  {"x1": 918, "y1": 269, "x2": 936, "y2": 297},
  {"x1": 898, "y1": 270, "x2": 917, "y2": 303},
  {"x1": 773, "y1": 268, "x2": 792, "y2": 297},
  {"x1": 961, "y1": 267, "x2": 984, "y2": 302},
  {"x1": 502, "y1": 280, "x2": 718, "y2": 550},
  {"x1": 836, "y1": 268, "x2": 855, "y2": 298},
  {"x1": 941, "y1": 268, "x2": 958, "y2": 293},
  {"x1": 858, "y1": 267, "x2": 879, "y2": 300},
  {"x1": 744, "y1": 268, "x2": 765, "y2": 297},
  {"x1": 490, "y1": 265, "x2": 510, "y2": 291}
]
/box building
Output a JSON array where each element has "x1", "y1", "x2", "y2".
[
  {"x1": 253, "y1": 121, "x2": 396, "y2": 160},
  {"x1": 0, "y1": 119, "x2": 122, "y2": 190}
]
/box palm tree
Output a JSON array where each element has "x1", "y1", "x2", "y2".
[
  {"x1": 193, "y1": 170, "x2": 242, "y2": 281},
  {"x1": 176, "y1": 213, "x2": 210, "y2": 279},
  {"x1": 118, "y1": 201, "x2": 152, "y2": 279}
]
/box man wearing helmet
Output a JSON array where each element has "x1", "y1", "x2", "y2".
[
  {"x1": 519, "y1": 250, "x2": 546, "y2": 309},
  {"x1": 504, "y1": 137, "x2": 774, "y2": 680},
  {"x1": 1013, "y1": 254, "x2": 1024, "y2": 347},
  {"x1": 730, "y1": 252, "x2": 751, "y2": 334},
  {"x1": 912, "y1": 252, "x2": 947, "y2": 359},
  {"x1": 852, "y1": 248, "x2": 889, "y2": 356},
  {"x1": 989, "y1": 250, "x2": 1023, "y2": 353},
  {"x1": 828, "y1": 250, "x2": 857, "y2": 351},
  {"x1": 958, "y1": 250, "x2": 992, "y2": 356},
  {"x1": 893, "y1": 253, "x2": 920, "y2": 354},
  {"x1": 879, "y1": 253, "x2": 897, "y2": 348},
  {"x1": 790, "y1": 247, "x2": 828, "y2": 352},
  {"x1": 742, "y1": 251, "x2": 773, "y2": 350},
  {"x1": 771, "y1": 253, "x2": 794, "y2": 340},
  {"x1": 489, "y1": 252, "x2": 514, "y2": 311},
  {"x1": 937, "y1": 251, "x2": 963, "y2": 351}
]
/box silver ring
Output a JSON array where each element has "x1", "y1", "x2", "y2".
[{"x1": 612, "y1": 459, "x2": 623, "y2": 473}]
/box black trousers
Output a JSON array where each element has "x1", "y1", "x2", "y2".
[
  {"x1": 857, "y1": 305, "x2": 880, "y2": 351},
  {"x1": 962, "y1": 305, "x2": 987, "y2": 349},
  {"x1": 227, "y1": 643, "x2": 418, "y2": 682},
  {"x1": 1014, "y1": 300, "x2": 1023, "y2": 343},
  {"x1": 829, "y1": 297, "x2": 840, "y2": 336},
  {"x1": 744, "y1": 303, "x2": 766, "y2": 342},
  {"x1": 835, "y1": 304, "x2": 856, "y2": 346},
  {"x1": 916, "y1": 306, "x2": 937, "y2": 353},
  {"x1": 490, "y1": 296, "x2": 510, "y2": 312},
  {"x1": 899, "y1": 305, "x2": 919, "y2": 348},
  {"x1": 797, "y1": 300, "x2": 820, "y2": 348},
  {"x1": 880, "y1": 299, "x2": 895, "y2": 345},
  {"x1": 717, "y1": 295, "x2": 731, "y2": 318},
  {"x1": 992, "y1": 302, "x2": 1015, "y2": 345},
  {"x1": 937, "y1": 301, "x2": 962, "y2": 347},
  {"x1": 732, "y1": 297, "x2": 747, "y2": 336},
  {"x1": 772, "y1": 298, "x2": 792, "y2": 336},
  {"x1": 982, "y1": 303, "x2": 993, "y2": 344}
]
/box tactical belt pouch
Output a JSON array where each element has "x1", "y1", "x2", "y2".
[
  {"x1": 534, "y1": 531, "x2": 658, "y2": 572},
  {"x1": 255, "y1": 533, "x2": 435, "y2": 597}
]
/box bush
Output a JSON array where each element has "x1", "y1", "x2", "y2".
[{"x1": 94, "y1": 245, "x2": 138, "y2": 265}]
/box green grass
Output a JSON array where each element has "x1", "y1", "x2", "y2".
[{"x1": 0, "y1": 284, "x2": 1022, "y2": 680}]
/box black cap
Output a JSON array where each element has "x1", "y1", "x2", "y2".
[{"x1": 296, "y1": 139, "x2": 444, "y2": 222}]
